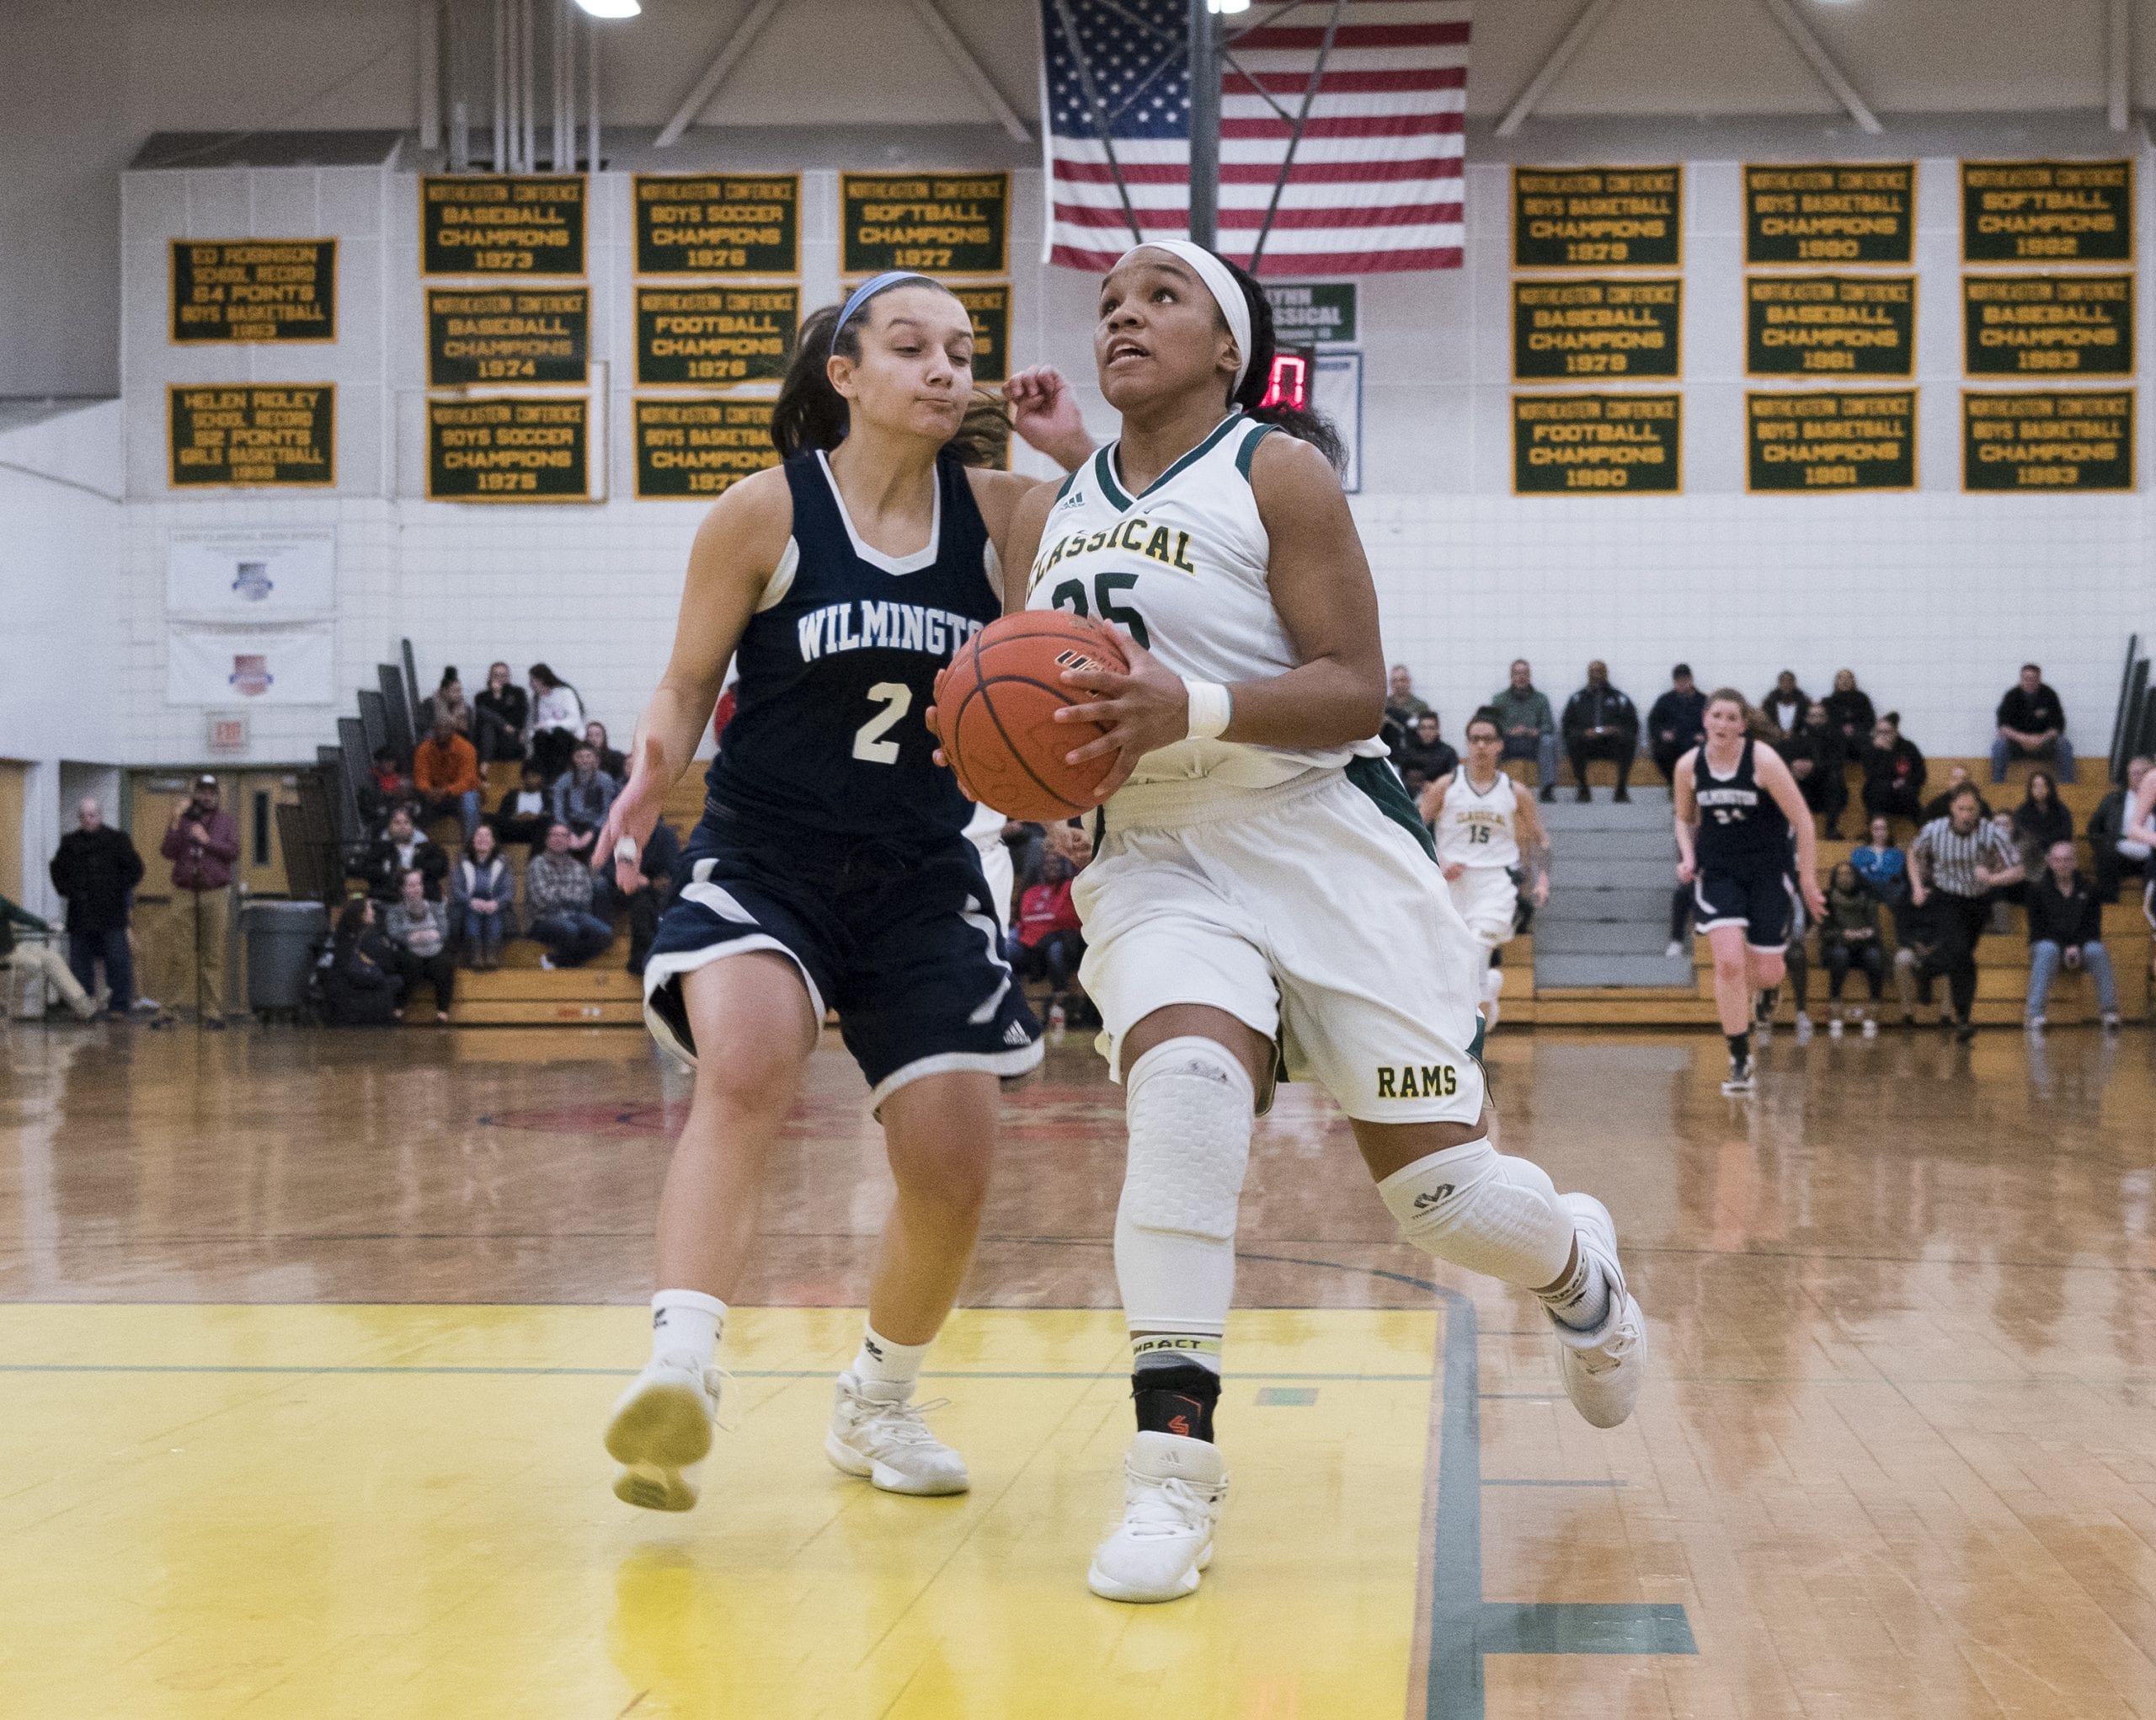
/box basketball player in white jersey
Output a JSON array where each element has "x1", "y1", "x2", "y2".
[
  {"x1": 1419, "y1": 707, "x2": 1550, "y2": 1029},
  {"x1": 990, "y1": 241, "x2": 1646, "y2": 1605}
]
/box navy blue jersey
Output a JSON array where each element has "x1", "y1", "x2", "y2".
[
  {"x1": 706, "y1": 449, "x2": 997, "y2": 850},
  {"x1": 1692, "y1": 739, "x2": 1790, "y2": 873}
]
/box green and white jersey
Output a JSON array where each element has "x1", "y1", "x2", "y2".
[
  {"x1": 1023, "y1": 411, "x2": 1386, "y2": 799},
  {"x1": 1433, "y1": 768, "x2": 1521, "y2": 872}
]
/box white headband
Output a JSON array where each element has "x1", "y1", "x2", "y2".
[{"x1": 1113, "y1": 238, "x2": 1253, "y2": 393}]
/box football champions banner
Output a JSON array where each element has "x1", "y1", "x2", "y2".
[{"x1": 1512, "y1": 393, "x2": 1680, "y2": 494}]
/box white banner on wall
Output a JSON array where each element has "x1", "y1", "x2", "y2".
[
  {"x1": 166, "y1": 624, "x2": 336, "y2": 706},
  {"x1": 1314, "y1": 352, "x2": 1364, "y2": 494},
  {"x1": 166, "y1": 528, "x2": 335, "y2": 620}
]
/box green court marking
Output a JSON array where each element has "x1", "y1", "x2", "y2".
[{"x1": 1254, "y1": 1386, "x2": 1319, "y2": 1406}]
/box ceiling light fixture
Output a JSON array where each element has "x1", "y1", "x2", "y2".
[{"x1": 571, "y1": 0, "x2": 640, "y2": 19}]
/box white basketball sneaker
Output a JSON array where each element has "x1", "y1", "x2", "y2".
[
  {"x1": 1549, "y1": 1194, "x2": 1646, "y2": 1429},
  {"x1": 825, "y1": 1373, "x2": 970, "y2": 1495},
  {"x1": 606, "y1": 1353, "x2": 723, "y2": 1512},
  {"x1": 1086, "y1": 1431, "x2": 1230, "y2": 1603},
  {"x1": 1481, "y1": 967, "x2": 1505, "y2": 1032}
]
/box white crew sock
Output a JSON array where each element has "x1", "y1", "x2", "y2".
[
  {"x1": 1533, "y1": 1241, "x2": 1610, "y2": 1333},
  {"x1": 649, "y1": 1289, "x2": 726, "y2": 1371},
  {"x1": 850, "y1": 1326, "x2": 931, "y2": 1398}
]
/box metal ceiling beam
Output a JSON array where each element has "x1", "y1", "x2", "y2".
[
  {"x1": 909, "y1": 0, "x2": 1031, "y2": 142},
  {"x1": 1756, "y1": 0, "x2": 1881, "y2": 136},
  {"x1": 1495, "y1": 0, "x2": 1620, "y2": 138},
  {"x1": 2109, "y1": 0, "x2": 2132, "y2": 131},
  {"x1": 655, "y1": 0, "x2": 786, "y2": 148}
]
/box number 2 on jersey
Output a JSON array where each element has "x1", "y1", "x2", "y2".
[
  {"x1": 852, "y1": 681, "x2": 911, "y2": 764},
  {"x1": 1050, "y1": 572, "x2": 1151, "y2": 649}
]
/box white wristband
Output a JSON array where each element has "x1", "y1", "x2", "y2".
[{"x1": 1183, "y1": 678, "x2": 1232, "y2": 741}]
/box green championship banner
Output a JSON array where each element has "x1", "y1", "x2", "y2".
[
  {"x1": 426, "y1": 397, "x2": 589, "y2": 500},
  {"x1": 1746, "y1": 275, "x2": 1914, "y2": 377},
  {"x1": 1263, "y1": 282, "x2": 1358, "y2": 345},
  {"x1": 1512, "y1": 167, "x2": 1681, "y2": 270},
  {"x1": 633, "y1": 174, "x2": 800, "y2": 275},
  {"x1": 841, "y1": 172, "x2": 1007, "y2": 275},
  {"x1": 1961, "y1": 161, "x2": 2133, "y2": 263},
  {"x1": 635, "y1": 286, "x2": 798, "y2": 387},
  {"x1": 1511, "y1": 277, "x2": 1680, "y2": 380},
  {"x1": 1963, "y1": 274, "x2": 2134, "y2": 377},
  {"x1": 420, "y1": 175, "x2": 585, "y2": 275},
  {"x1": 1746, "y1": 391, "x2": 1915, "y2": 493},
  {"x1": 633, "y1": 398, "x2": 779, "y2": 499},
  {"x1": 170, "y1": 240, "x2": 335, "y2": 343},
  {"x1": 953, "y1": 283, "x2": 1010, "y2": 384},
  {"x1": 1513, "y1": 393, "x2": 1679, "y2": 494},
  {"x1": 1743, "y1": 164, "x2": 1913, "y2": 264},
  {"x1": 1964, "y1": 389, "x2": 2134, "y2": 491},
  {"x1": 168, "y1": 385, "x2": 334, "y2": 488},
  {"x1": 426, "y1": 287, "x2": 588, "y2": 387}
]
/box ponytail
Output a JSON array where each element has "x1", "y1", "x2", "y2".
[{"x1": 1217, "y1": 253, "x2": 1348, "y2": 473}]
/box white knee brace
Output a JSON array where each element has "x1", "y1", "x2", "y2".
[
  {"x1": 1377, "y1": 1138, "x2": 1575, "y2": 1290},
  {"x1": 1113, "y1": 1037, "x2": 1256, "y2": 1338}
]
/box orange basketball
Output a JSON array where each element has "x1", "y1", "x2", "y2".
[{"x1": 935, "y1": 612, "x2": 1129, "y2": 820}]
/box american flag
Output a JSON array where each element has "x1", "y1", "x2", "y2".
[{"x1": 1039, "y1": 0, "x2": 1470, "y2": 275}]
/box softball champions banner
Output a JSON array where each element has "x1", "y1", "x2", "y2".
[
  {"x1": 1742, "y1": 165, "x2": 1913, "y2": 265},
  {"x1": 1746, "y1": 276, "x2": 1915, "y2": 377},
  {"x1": 633, "y1": 398, "x2": 779, "y2": 499},
  {"x1": 841, "y1": 173, "x2": 1007, "y2": 275},
  {"x1": 1513, "y1": 393, "x2": 1680, "y2": 494},
  {"x1": 952, "y1": 284, "x2": 1010, "y2": 384},
  {"x1": 168, "y1": 386, "x2": 334, "y2": 488},
  {"x1": 166, "y1": 624, "x2": 335, "y2": 707},
  {"x1": 425, "y1": 287, "x2": 589, "y2": 387},
  {"x1": 166, "y1": 529, "x2": 336, "y2": 621},
  {"x1": 421, "y1": 176, "x2": 586, "y2": 275},
  {"x1": 1963, "y1": 390, "x2": 2134, "y2": 491},
  {"x1": 1746, "y1": 392, "x2": 1915, "y2": 493},
  {"x1": 170, "y1": 240, "x2": 335, "y2": 343},
  {"x1": 426, "y1": 398, "x2": 590, "y2": 500},
  {"x1": 1512, "y1": 168, "x2": 1681, "y2": 269},
  {"x1": 1961, "y1": 161, "x2": 2133, "y2": 263},
  {"x1": 633, "y1": 175, "x2": 800, "y2": 275},
  {"x1": 1962, "y1": 275, "x2": 2134, "y2": 377},
  {"x1": 635, "y1": 286, "x2": 798, "y2": 387},
  {"x1": 1511, "y1": 278, "x2": 1680, "y2": 380}
]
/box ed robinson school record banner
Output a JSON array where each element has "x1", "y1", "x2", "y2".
[
  {"x1": 841, "y1": 173, "x2": 1007, "y2": 275},
  {"x1": 1746, "y1": 391, "x2": 1915, "y2": 494},
  {"x1": 421, "y1": 176, "x2": 586, "y2": 275},
  {"x1": 1511, "y1": 277, "x2": 1680, "y2": 380},
  {"x1": 1962, "y1": 389, "x2": 2134, "y2": 491},
  {"x1": 426, "y1": 397, "x2": 590, "y2": 500},
  {"x1": 1962, "y1": 275, "x2": 2134, "y2": 377},
  {"x1": 1961, "y1": 161, "x2": 2133, "y2": 263},
  {"x1": 425, "y1": 287, "x2": 589, "y2": 387},
  {"x1": 1745, "y1": 275, "x2": 1915, "y2": 377},
  {"x1": 1742, "y1": 165, "x2": 1913, "y2": 265},
  {"x1": 1513, "y1": 393, "x2": 1680, "y2": 494},
  {"x1": 635, "y1": 286, "x2": 798, "y2": 387},
  {"x1": 633, "y1": 398, "x2": 779, "y2": 499},
  {"x1": 1512, "y1": 167, "x2": 1681, "y2": 269},
  {"x1": 170, "y1": 240, "x2": 335, "y2": 342},
  {"x1": 168, "y1": 386, "x2": 334, "y2": 488},
  {"x1": 633, "y1": 174, "x2": 800, "y2": 275}
]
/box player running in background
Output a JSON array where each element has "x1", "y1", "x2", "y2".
[{"x1": 1420, "y1": 706, "x2": 1550, "y2": 1030}]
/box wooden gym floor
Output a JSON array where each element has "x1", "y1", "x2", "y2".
[{"x1": 3, "y1": 1019, "x2": 2154, "y2": 1717}]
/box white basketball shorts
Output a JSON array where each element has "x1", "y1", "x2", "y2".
[
  {"x1": 1073, "y1": 766, "x2": 1487, "y2": 1125},
  {"x1": 1444, "y1": 866, "x2": 1518, "y2": 952}
]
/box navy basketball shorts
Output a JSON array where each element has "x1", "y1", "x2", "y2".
[
  {"x1": 642, "y1": 807, "x2": 1042, "y2": 1111},
  {"x1": 1692, "y1": 865, "x2": 1796, "y2": 953}
]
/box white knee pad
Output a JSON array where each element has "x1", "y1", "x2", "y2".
[
  {"x1": 1377, "y1": 1138, "x2": 1575, "y2": 1290},
  {"x1": 1114, "y1": 1037, "x2": 1256, "y2": 1336}
]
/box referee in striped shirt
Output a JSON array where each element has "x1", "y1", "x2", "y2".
[{"x1": 1909, "y1": 783, "x2": 2025, "y2": 1039}]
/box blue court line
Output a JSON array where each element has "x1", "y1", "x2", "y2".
[{"x1": 1235, "y1": 1253, "x2": 1696, "y2": 1719}]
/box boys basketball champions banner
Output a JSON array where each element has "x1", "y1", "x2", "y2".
[
  {"x1": 167, "y1": 624, "x2": 335, "y2": 706},
  {"x1": 1040, "y1": 0, "x2": 1470, "y2": 274}
]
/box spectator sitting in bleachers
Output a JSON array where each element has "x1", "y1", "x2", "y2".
[
  {"x1": 1561, "y1": 660, "x2": 1639, "y2": 803},
  {"x1": 384, "y1": 868, "x2": 455, "y2": 1024},
  {"x1": 1922, "y1": 764, "x2": 1992, "y2": 826},
  {"x1": 1993, "y1": 662, "x2": 2074, "y2": 783},
  {"x1": 525, "y1": 822, "x2": 613, "y2": 969},
  {"x1": 1646, "y1": 663, "x2": 1706, "y2": 783},
  {"x1": 357, "y1": 804, "x2": 448, "y2": 903},
  {"x1": 526, "y1": 663, "x2": 584, "y2": 780},
  {"x1": 1010, "y1": 852, "x2": 1091, "y2": 1028},
  {"x1": 451, "y1": 824, "x2": 515, "y2": 971},
  {"x1": 490, "y1": 762, "x2": 552, "y2": 853},
  {"x1": 1760, "y1": 670, "x2": 1810, "y2": 738},
  {"x1": 1860, "y1": 713, "x2": 1926, "y2": 825},
  {"x1": 1781, "y1": 700, "x2": 1849, "y2": 838},
  {"x1": 359, "y1": 746, "x2": 413, "y2": 831},
  {"x1": 621, "y1": 817, "x2": 681, "y2": 979},
  {"x1": 551, "y1": 743, "x2": 618, "y2": 861},
  {"x1": 583, "y1": 721, "x2": 628, "y2": 782},
  {"x1": 413, "y1": 713, "x2": 482, "y2": 841},
  {"x1": 0, "y1": 891, "x2": 99, "y2": 1021},
  {"x1": 1849, "y1": 815, "x2": 1908, "y2": 904},
  {"x1": 1818, "y1": 862, "x2": 1885, "y2": 1037},
  {"x1": 1822, "y1": 669, "x2": 1876, "y2": 753},
  {"x1": 417, "y1": 669, "x2": 471, "y2": 740},
  {"x1": 1491, "y1": 659, "x2": 1559, "y2": 804},
  {"x1": 1383, "y1": 664, "x2": 1430, "y2": 759},
  {"x1": 1396, "y1": 712, "x2": 1458, "y2": 787},
  {"x1": 2025, "y1": 840, "x2": 2120, "y2": 1032},
  {"x1": 2009, "y1": 771, "x2": 2073, "y2": 882},
  {"x1": 2090, "y1": 756, "x2": 2152, "y2": 903},
  {"x1": 320, "y1": 897, "x2": 402, "y2": 1028},
  {"x1": 473, "y1": 661, "x2": 528, "y2": 764},
  {"x1": 2126, "y1": 767, "x2": 2156, "y2": 916}
]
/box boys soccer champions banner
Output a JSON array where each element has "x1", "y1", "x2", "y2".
[{"x1": 1040, "y1": 0, "x2": 1470, "y2": 274}]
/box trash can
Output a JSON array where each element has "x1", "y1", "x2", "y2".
[{"x1": 244, "y1": 900, "x2": 328, "y2": 1012}]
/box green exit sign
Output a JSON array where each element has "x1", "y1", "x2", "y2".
[{"x1": 1263, "y1": 281, "x2": 1358, "y2": 345}]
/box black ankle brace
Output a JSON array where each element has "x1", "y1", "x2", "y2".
[{"x1": 1131, "y1": 1361, "x2": 1221, "y2": 1442}]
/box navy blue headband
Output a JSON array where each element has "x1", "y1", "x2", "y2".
[{"x1": 834, "y1": 271, "x2": 936, "y2": 350}]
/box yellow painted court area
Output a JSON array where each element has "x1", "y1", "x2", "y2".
[{"x1": 0, "y1": 1304, "x2": 1437, "y2": 1719}]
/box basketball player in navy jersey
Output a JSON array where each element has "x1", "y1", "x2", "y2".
[
  {"x1": 1674, "y1": 689, "x2": 1825, "y2": 1092},
  {"x1": 590, "y1": 275, "x2": 1087, "y2": 1512}
]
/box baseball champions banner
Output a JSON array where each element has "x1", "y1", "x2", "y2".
[
  {"x1": 1746, "y1": 276, "x2": 1915, "y2": 377},
  {"x1": 1962, "y1": 275, "x2": 2134, "y2": 377},
  {"x1": 421, "y1": 176, "x2": 586, "y2": 275},
  {"x1": 426, "y1": 287, "x2": 590, "y2": 387},
  {"x1": 1512, "y1": 278, "x2": 1680, "y2": 380}
]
